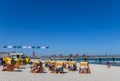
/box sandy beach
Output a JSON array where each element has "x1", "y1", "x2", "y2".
[{"x1": 0, "y1": 63, "x2": 120, "y2": 81}]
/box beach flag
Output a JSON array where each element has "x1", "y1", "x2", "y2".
[
  {"x1": 31, "y1": 46, "x2": 35, "y2": 49},
  {"x1": 3, "y1": 45, "x2": 49, "y2": 49},
  {"x1": 46, "y1": 46, "x2": 49, "y2": 49},
  {"x1": 3, "y1": 45, "x2": 7, "y2": 48},
  {"x1": 7, "y1": 45, "x2": 13, "y2": 48},
  {"x1": 36, "y1": 46, "x2": 40, "y2": 49},
  {"x1": 41, "y1": 46, "x2": 45, "y2": 49},
  {"x1": 41, "y1": 46, "x2": 49, "y2": 49},
  {"x1": 22, "y1": 46, "x2": 27, "y2": 49},
  {"x1": 3, "y1": 45, "x2": 13, "y2": 48},
  {"x1": 13, "y1": 46, "x2": 17, "y2": 48},
  {"x1": 18, "y1": 46, "x2": 22, "y2": 48},
  {"x1": 27, "y1": 46, "x2": 32, "y2": 49}
]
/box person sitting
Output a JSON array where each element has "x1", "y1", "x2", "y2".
[
  {"x1": 34, "y1": 64, "x2": 40, "y2": 73},
  {"x1": 49, "y1": 64, "x2": 55, "y2": 71},
  {"x1": 71, "y1": 64, "x2": 78, "y2": 71},
  {"x1": 80, "y1": 66, "x2": 88, "y2": 73},
  {"x1": 31, "y1": 64, "x2": 39, "y2": 73},
  {"x1": 68, "y1": 65, "x2": 71, "y2": 71},
  {"x1": 106, "y1": 61, "x2": 111, "y2": 68},
  {"x1": 55, "y1": 66, "x2": 63, "y2": 73}
]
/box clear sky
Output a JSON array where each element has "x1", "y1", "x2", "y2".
[{"x1": 0, "y1": 0, "x2": 120, "y2": 55}]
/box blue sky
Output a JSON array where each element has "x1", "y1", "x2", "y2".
[{"x1": 0, "y1": 0, "x2": 120, "y2": 55}]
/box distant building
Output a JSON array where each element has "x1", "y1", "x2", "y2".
[
  {"x1": 10, "y1": 52, "x2": 24, "y2": 58},
  {"x1": 0, "y1": 51, "x2": 9, "y2": 58},
  {"x1": 0, "y1": 51, "x2": 24, "y2": 58}
]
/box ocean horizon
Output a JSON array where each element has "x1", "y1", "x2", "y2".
[{"x1": 51, "y1": 57, "x2": 120, "y2": 66}]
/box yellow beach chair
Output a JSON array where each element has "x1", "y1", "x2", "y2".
[
  {"x1": 63, "y1": 61, "x2": 70, "y2": 69},
  {"x1": 30, "y1": 60, "x2": 43, "y2": 73},
  {"x1": 48, "y1": 61, "x2": 56, "y2": 71},
  {"x1": 54, "y1": 61, "x2": 64, "y2": 73},
  {"x1": 79, "y1": 62, "x2": 91, "y2": 73}
]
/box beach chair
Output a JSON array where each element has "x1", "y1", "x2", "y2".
[
  {"x1": 69, "y1": 61, "x2": 77, "y2": 71},
  {"x1": 53, "y1": 61, "x2": 64, "y2": 73},
  {"x1": 2, "y1": 57, "x2": 16, "y2": 71},
  {"x1": 2, "y1": 64, "x2": 15, "y2": 71},
  {"x1": 49, "y1": 61, "x2": 56, "y2": 65},
  {"x1": 3, "y1": 56, "x2": 11, "y2": 64},
  {"x1": 49, "y1": 61, "x2": 56, "y2": 71},
  {"x1": 31, "y1": 64, "x2": 43, "y2": 73},
  {"x1": 63, "y1": 61, "x2": 77, "y2": 71},
  {"x1": 30, "y1": 60, "x2": 43, "y2": 73},
  {"x1": 44, "y1": 61, "x2": 50, "y2": 67},
  {"x1": 37, "y1": 61, "x2": 43, "y2": 73},
  {"x1": 14, "y1": 61, "x2": 21, "y2": 69},
  {"x1": 63, "y1": 61, "x2": 70, "y2": 69},
  {"x1": 6, "y1": 64, "x2": 15, "y2": 71},
  {"x1": 79, "y1": 62, "x2": 91, "y2": 73}
]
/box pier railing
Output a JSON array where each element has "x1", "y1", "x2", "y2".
[{"x1": 46, "y1": 55, "x2": 120, "y2": 60}]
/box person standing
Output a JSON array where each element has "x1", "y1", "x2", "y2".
[{"x1": 106, "y1": 61, "x2": 111, "y2": 68}]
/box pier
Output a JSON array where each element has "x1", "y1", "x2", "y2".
[
  {"x1": 49, "y1": 55, "x2": 120, "y2": 59},
  {"x1": 45, "y1": 55, "x2": 120, "y2": 63}
]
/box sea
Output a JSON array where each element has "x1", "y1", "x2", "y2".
[{"x1": 52, "y1": 57, "x2": 120, "y2": 66}]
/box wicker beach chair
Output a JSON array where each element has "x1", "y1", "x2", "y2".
[
  {"x1": 30, "y1": 60, "x2": 43, "y2": 73},
  {"x1": 69, "y1": 61, "x2": 77, "y2": 66},
  {"x1": 63, "y1": 61, "x2": 77, "y2": 71},
  {"x1": 49, "y1": 61, "x2": 56, "y2": 71},
  {"x1": 63, "y1": 61, "x2": 70, "y2": 69},
  {"x1": 53, "y1": 61, "x2": 64, "y2": 73},
  {"x1": 69, "y1": 61, "x2": 77, "y2": 71},
  {"x1": 79, "y1": 62, "x2": 91, "y2": 73},
  {"x1": 44, "y1": 61, "x2": 50, "y2": 67},
  {"x1": 14, "y1": 61, "x2": 21, "y2": 69},
  {"x1": 6, "y1": 64, "x2": 15, "y2": 71},
  {"x1": 2, "y1": 64, "x2": 15, "y2": 71}
]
